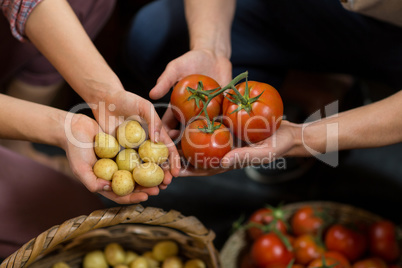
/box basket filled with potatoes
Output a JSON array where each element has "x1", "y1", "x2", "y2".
[
  {"x1": 93, "y1": 120, "x2": 169, "y2": 196},
  {"x1": 0, "y1": 205, "x2": 220, "y2": 268}
]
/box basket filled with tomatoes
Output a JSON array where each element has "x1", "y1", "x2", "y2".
[{"x1": 220, "y1": 201, "x2": 401, "y2": 268}]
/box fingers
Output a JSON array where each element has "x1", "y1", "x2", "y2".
[
  {"x1": 162, "y1": 106, "x2": 179, "y2": 133},
  {"x1": 178, "y1": 166, "x2": 229, "y2": 177},
  {"x1": 221, "y1": 145, "x2": 274, "y2": 168},
  {"x1": 149, "y1": 66, "x2": 178, "y2": 100},
  {"x1": 139, "y1": 100, "x2": 163, "y2": 143},
  {"x1": 159, "y1": 126, "x2": 181, "y2": 177},
  {"x1": 99, "y1": 190, "x2": 149, "y2": 204}
]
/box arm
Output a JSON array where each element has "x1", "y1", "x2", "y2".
[
  {"x1": 24, "y1": 0, "x2": 120, "y2": 105},
  {"x1": 23, "y1": 0, "x2": 180, "y2": 177},
  {"x1": 179, "y1": 90, "x2": 402, "y2": 175},
  {"x1": 222, "y1": 91, "x2": 402, "y2": 168},
  {"x1": 0, "y1": 93, "x2": 160, "y2": 203},
  {"x1": 289, "y1": 90, "x2": 402, "y2": 156},
  {"x1": 149, "y1": 0, "x2": 236, "y2": 100}
]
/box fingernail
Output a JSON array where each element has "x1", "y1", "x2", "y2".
[
  {"x1": 103, "y1": 185, "x2": 111, "y2": 191},
  {"x1": 154, "y1": 132, "x2": 160, "y2": 143},
  {"x1": 222, "y1": 157, "x2": 234, "y2": 168}
]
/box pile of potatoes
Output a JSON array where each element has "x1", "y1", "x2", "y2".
[
  {"x1": 51, "y1": 241, "x2": 206, "y2": 268},
  {"x1": 93, "y1": 120, "x2": 169, "y2": 196}
]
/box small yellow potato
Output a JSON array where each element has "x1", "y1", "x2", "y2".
[
  {"x1": 138, "y1": 140, "x2": 169, "y2": 164},
  {"x1": 124, "y1": 250, "x2": 139, "y2": 265},
  {"x1": 133, "y1": 163, "x2": 164, "y2": 187},
  {"x1": 142, "y1": 251, "x2": 155, "y2": 260},
  {"x1": 162, "y1": 256, "x2": 183, "y2": 268},
  {"x1": 183, "y1": 259, "x2": 206, "y2": 268},
  {"x1": 83, "y1": 250, "x2": 109, "y2": 268},
  {"x1": 111, "y1": 170, "x2": 135, "y2": 196},
  {"x1": 52, "y1": 262, "x2": 70, "y2": 268},
  {"x1": 144, "y1": 257, "x2": 159, "y2": 268},
  {"x1": 152, "y1": 240, "x2": 179, "y2": 262},
  {"x1": 114, "y1": 265, "x2": 129, "y2": 268},
  {"x1": 104, "y1": 242, "x2": 126, "y2": 266},
  {"x1": 117, "y1": 120, "x2": 146, "y2": 148},
  {"x1": 93, "y1": 159, "x2": 118, "y2": 181},
  {"x1": 116, "y1": 149, "x2": 141, "y2": 172},
  {"x1": 129, "y1": 256, "x2": 149, "y2": 268},
  {"x1": 95, "y1": 132, "x2": 120, "y2": 158}
]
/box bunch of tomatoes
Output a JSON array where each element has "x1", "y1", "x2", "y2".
[
  {"x1": 238, "y1": 205, "x2": 401, "y2": 268},
  {"x1": 170, "y1": 72, "x2": 283, "y2": 169}
]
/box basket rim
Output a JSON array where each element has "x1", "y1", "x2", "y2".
[{"x1": 1, "y1": 204, "x2": 219, "y2": 268}]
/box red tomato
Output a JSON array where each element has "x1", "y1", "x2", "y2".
[
  {"x1": 170, "y1": 74, "x2": 223, "y2": 124},
  {"x1": 251, "y1": 233, "x2": 294, "y2": 268},
  {"x1": 368, "y1": 220, "x2": 400, "y2": 263},
  {"x1": 323, "y1": 252, "x2": 351, "y2": 268},
  {"x1": 247, "y1": 207, "x2": 288, "y2": 240},
  {"x1": 308, "y1": 255, "x2": 349, "y2": 268},
  {"x1": 291, "y1": 206, "x2": 327, "y2": 236},
  {"x1": 180, "y1": 120, "x2": 232, "y2": 169},
  {"x1": 293, "y1": 234, "x2": 326, "y2": 265},
  {"x1": 324, "y1": 224, "x2": 368, "y2": 262},
  {"x1": 269, "y1": 264, "x2": 306, "y2": 268},
  {"x1": 222, "y1": 81, "x2": 283, "y2": 143},
  {"x1": 352, "y1": 258, "x2": 388, "y2": 268}
]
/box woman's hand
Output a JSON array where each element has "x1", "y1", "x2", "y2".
[
  {"x1": 62, "y1": 113, "x2": 165, "y2": 204},
  {"x1": 89, "y1": 89, "x2": 181, "y2": 186}
]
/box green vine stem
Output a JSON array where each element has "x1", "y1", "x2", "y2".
[{"x1": 193, "y1": 71, "x2": 249, "y2": 133}]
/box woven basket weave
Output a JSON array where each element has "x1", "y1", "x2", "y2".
[
  {"x1": 220, "y1": 201, "x2": 400, "y2": 268},
  {"x1": 0, "y1": 204, "x2": 219, "y2": 268}
]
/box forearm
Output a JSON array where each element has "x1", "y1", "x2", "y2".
[
  {"x1": 185, "y1": 0, "x2": 235, "y2": 58},
  {"x1": 24, "y1": 0, "x2": 122, "y2": 103},
  {"x1": 289, "y1": 90, "x2": 402, "y2": 156},
  {"x1": 0, "y1": 94, "x2": 66, "y2": 148}
]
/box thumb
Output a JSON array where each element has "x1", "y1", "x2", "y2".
[{"x1": 149, "y1": 68, "x2": 178, "y2": 100}]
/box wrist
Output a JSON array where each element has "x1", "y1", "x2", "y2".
[
  {"x1": 79, "y1": 74, "x2": 124, "y2": 105},
  {"x1": 190, "y1": 36, "x2": 231, "y2": 59}
]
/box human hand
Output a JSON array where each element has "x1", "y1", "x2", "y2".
[
  {"x1": 62, "y1": 113, "x2": 163, "y2": 204},
  {"x1": 150, "y1": 49, "x2": 232, "y2": 135},
  {"x1": 90, "y1": 89, "x2": 180, "y2": 186},
  {"x1": 177, "y1": 121, "x2": 300, "y2": 177}
]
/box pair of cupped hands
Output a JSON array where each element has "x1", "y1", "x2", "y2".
[{"x1": 65, "y1": 51, "x2": 295, "y2": 204}]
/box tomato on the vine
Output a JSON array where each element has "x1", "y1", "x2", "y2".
[
  {"x1": 181, "y1": 119, "x2": 232, "y2": 169},
  {"x1": 293, "y1": 234, "x2": 325, "y2": 265},
  {"x1": 170, "y1": 74, "x2": 223, "y2": 124},
  {"x1": 247, "y1": 207, "x2": 288, "y2": 240},
  {"x1": 352, "y1": 258, "x2": 388, "y2": 268},
  {"x1": 251, "y1": 233, "x2": 294, "y2": 268},
  {"x1": 368, "y1": 220, "x2": 400, "y2": 263},
  {"x1": 308, "y1": 255, "x2": 349, "y2": 268},
  {"x1": 323, "y1": 251, "x2": 351, "y2": 268},
  {"x1": 291, "y1": 206, "x2": 328, "y2": 236},
  {"x1": 222, "y1": 80, "x2": 283, "y2": 143},
  {"x1": 324, "y1": 224, "x2": 367, "y2": 262}
]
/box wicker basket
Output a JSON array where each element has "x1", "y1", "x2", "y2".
[
  {"x1": 0, "y1": 205, "x2": 220, "y2": 268},
  {"x1": 220, "y1": 201, "x2": 401, "y2": 268}
]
